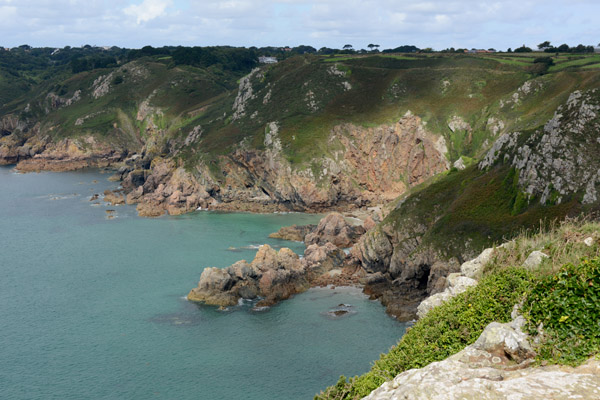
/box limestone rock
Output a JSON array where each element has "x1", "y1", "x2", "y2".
[
  {"x1": 453, "y1": 157, "x2": 466, "y2": 170},
  {"x1": 416, "y1": 273, "x2": 477, "y2": 319}
]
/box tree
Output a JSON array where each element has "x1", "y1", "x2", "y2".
[
  {"x1": 514, "y1": 45, "x2": 532, "y2": 53},
  {"x1": 343, "y1": 44, "x2": 353, "y2": 50},
  {"x1": 538, "y1": 41, "x2": 551, "y2": 49},
  {"x1": 367, "y1": 44, "x2": 380, "y2": 51},
  {"x1": 557, "y1": 43, "x2": 570, "y2": 52}
]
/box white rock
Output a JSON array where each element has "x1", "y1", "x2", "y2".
[
  {"x1": 523, "y1": 250, "x2": 549, "y2": 269},
  {"x1": 417, "y1": 273, "x2": 477, "y2": 319},
  {"x1": 363, "y1": 320, "x2": 600, "y2": 400},
  {"x1": 584, "y1": 237, "x2": 594, "y2": 247},
  {"x1": 460, "y1": 247, "x2": 494, "y2": 279},
  {"x1": 453, "y1": 157, "x2": 466, "y2": 170}
]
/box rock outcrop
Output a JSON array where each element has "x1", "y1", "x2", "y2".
[
  {"x1": 363, "y1": 317, "x2": 600, "y2": 400},
  {"x1": 187, "y1": 238, "x2": 364, "y2": 309},
  {"x1": 480, "y1": 89, "x2": 600, "y2": 205},
  {"x1": 187, "y1": 241, "x2": 361, "y2": 309},
  {"x1": 305, "y1": 212, "x2": 365, "y2": 248},
  {"x1": 187, "y1": 245, "x2": 308, "y2": 307},
  {"x1": 113, "y1": 114, "x2": 449, "y2": 216}
]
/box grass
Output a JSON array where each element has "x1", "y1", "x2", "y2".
[
  {"x1": 522, "y1": 257, "x2": 600, "y2": 366},
  {"x1": 483, "y1": 218, "x2": 600, "y2": 277},
  {"x1": 550, "y1": 55, "x2": 600, "y2": 72}
]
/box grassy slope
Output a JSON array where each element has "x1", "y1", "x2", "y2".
[
  {"x1": 318, "y1": 220, "x2": 600, "y2": 399},
  {"x1": 4, "y1": 52, "x2": 600, "y2": 169}
]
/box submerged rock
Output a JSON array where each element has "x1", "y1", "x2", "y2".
[{"x1": 268, "y1": 224, "x2": 316, "y2": 242}]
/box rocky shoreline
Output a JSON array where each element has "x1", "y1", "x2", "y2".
[{"x1": 187, "y1": 212, "x2": 368, "y2": 309}]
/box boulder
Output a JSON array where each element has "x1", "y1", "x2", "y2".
[
  {"x1": 416, "y1": 273, "x2": 477, "y2": 319},
  {"x1": 523, "y1": 250, "x2": 549, "y2": 270},
  {"x1": 103, "y1": 189, "x2": 125, "y2": 205},
  {"x1": 303, "y1": 243, "x2": 346, "y2": 280},
  {"x1": 460, "y1": 247, "x2": 494, "y2": 278}
]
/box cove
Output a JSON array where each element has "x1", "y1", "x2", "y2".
[{"x1": 0, "y1": 166, "x2": 407, "y2": 400}]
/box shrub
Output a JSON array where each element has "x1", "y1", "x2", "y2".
[{"x1": 522, "y1": 257, "x2": 600, "y2": 366}]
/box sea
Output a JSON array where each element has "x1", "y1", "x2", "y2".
[{"x1": 0, "y1": 166, "x2": 407, "y2": 400}]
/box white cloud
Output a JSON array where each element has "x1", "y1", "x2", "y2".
[
  {"x1": 124, "y1": 0, "x2": 172, "y2": 24},
  {"x1": 0, "y1": 0, "x2": 597, "y2": 50}
]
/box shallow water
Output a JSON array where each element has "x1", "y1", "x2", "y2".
[{"x1": 0, "y1": 166, "x2": 407, "y2": 399}]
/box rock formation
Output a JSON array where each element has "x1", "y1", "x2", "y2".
[
  {"x1": 363, "y1": 317, "x2": 600, "y2": 400},
  {"x1": 304, "y1": 212, "x2": 365, "y2": 248},
  {"x1": 187, "y1": 242, "x2": 357, "y2": 309}
]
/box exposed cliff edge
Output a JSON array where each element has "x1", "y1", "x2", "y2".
[
  {"x1": 352, "y1": 88, "x2": 600, "y2": 320},
  {"x1": 317, "y1": 221, "x2": 600, "y2": 400}
]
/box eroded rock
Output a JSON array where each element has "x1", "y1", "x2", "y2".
[
  {"x1": 363, "y1": 319, "x2": 600, "y2": 400},
  {"x1": 305, "y1": 212, "x2": 365, "y2": 248}
]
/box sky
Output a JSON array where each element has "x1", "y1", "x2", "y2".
[{"x1": 1, "y1": 0, "x2": 598, "y2": 51}]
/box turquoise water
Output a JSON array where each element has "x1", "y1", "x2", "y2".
[{"x1": 0, "y1": 166, "x2": 406, "y2": 400}]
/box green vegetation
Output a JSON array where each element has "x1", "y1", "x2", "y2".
[
  {"x1": 523, "y1": 257, "x2": 600, "y2": 366},
  {"x1": 318, "y1": 220, "x2": 600, "y2": 399},
  {"x1": 316, "y1": 268, "x2": 534, "y2": 399}
]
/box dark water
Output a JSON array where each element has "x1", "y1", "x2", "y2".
[{"x1": 0, "y1": 166, "x2": 406, "y2": 399}]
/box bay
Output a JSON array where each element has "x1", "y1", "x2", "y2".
[{"x1": 0, "y1": 166, "x2": 406, "y2": 400}]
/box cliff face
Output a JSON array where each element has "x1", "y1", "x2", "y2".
[
  {"x1": 355, "y1": 88, "x2": 600, "y2": 320},
  {"x1": 108, "y1": 114, "x2": 449, "y2": 216}
]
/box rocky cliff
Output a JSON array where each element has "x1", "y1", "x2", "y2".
[{"x1": 353, "y1": 87, "x2": 600, "y2": 320}]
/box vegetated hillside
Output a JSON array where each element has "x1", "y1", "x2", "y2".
[
  {"x1": 352, "y1": 84, "x2": 600, "y2": 319},
  {"x1": 319, "y1": 219, "x2": 600, "y2": 399},
  {"x1": 3, "y1": 50, "x2": 599, "y2": 216}
]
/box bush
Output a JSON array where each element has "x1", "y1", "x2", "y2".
[
  {"x1": 316, "y1": 268, "x2": 533, "y2": 399},
  {"x1": 523, "y1": 257, "x2": 600, "y2": 366}
]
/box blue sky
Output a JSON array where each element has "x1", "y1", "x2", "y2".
[{"x1": 1, "y1": 0, "x2": 598, "y2": 50}]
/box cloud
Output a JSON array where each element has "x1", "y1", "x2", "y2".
[
  {"x1": 124, "y1": 0, "x2": 173, "y2": 24},
  {"x1": 0, "y1": 0, "x2": 597, "y2": 50}
]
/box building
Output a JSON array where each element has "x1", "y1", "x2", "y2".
[{"x1": 258, "y1": 56, "x2": 278, "y2": 64}]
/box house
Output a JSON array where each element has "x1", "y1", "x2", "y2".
[{"x1": 258, "y1": 56, "x2": 278, "y2": 64}]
